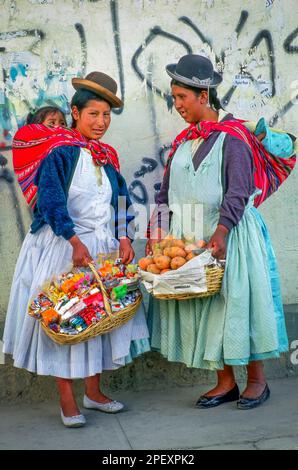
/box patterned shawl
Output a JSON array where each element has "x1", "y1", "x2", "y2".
[
  {"x1": 166, "y1": 119, "x2": 296, "y2": 207},
  {"x1": 13, "y1": 125, "x2": 120, "y2": 208}
]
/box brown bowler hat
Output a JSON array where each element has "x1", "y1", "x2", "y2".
[{"x1": 72, "y1": 71, "x2": 123, "y2": 108}]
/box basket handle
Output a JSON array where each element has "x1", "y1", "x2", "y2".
[{"x1": 88, "y1": 263, "x2": 113, "y2": 318}]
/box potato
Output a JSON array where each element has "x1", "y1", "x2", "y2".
[
  {"x1": 160, "y1": 239, "x2": 171, "y2": 249},
  {"x1": 170, "y1": 239, "x2": 185, "y2": 249},
  {"x1": 168, "y1": 247, "x2": 187, "y2": 259},
  {"x1": 152, "y1": 243, "x2": 162, "y2": 256},
  {"x1": 186, "y1": 252, "x2": 196, "y2": 261},
  {"x1": 147, "y1": 264, "x2": 161, "y2": 274},
  {"x1": 171, "y1": 256, "x2": 186, "y2": 270},
  {"x1": 196, "y1": 239, "x2": 207, "y2": 248},
  {"x1": 163, "y1": 247, "x2": 172, "y2": 258},
  {"x1": 160, "y1": 269, "x2": 171, "y2": 274},
  {"x1": 154, "y1": 255, "x2": 171, "y2": 270},
  {"x1": 138, "y1": 257, "x2": 153, "y2": 271},
  {"x1": 153, "y1": 250, "x2": 163, "y2": 258},
  {"x1": 152, "y1": 254, "x2": 164, "y2": 264}
]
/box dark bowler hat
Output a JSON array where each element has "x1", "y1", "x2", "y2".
[
  {"x1": 72, "y1": 71, "x2": 123, "y2": 108},
  {"x1": 166, "y1": 54, "x2": 222, "y2": 88}
]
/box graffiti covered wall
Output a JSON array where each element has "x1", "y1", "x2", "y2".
[{"x1": 0, "y1": 0, "x2": 297, "y2": 319}]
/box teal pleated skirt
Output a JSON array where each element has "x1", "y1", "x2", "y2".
[{"x1": 148, "y1": 207, "x2": 288, "y2": 370}]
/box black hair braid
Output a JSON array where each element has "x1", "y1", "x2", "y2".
[{"x1": 209, "y1": 88, "x2": 223, "y2": 110}]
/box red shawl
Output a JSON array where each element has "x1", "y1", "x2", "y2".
[
  {"x1": 13, "y1": 125, "x2": 120, "y2": 208},
  {"x1": 166, "y1": 119, "x2": 296, "y2": 207}
]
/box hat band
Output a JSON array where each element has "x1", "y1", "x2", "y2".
[
  {"x1": 192, "y1": 76, "x2": 212, "y2": 86},
  {"x1": 172, "y1": 69, "x2": 213, "y2": 87}
]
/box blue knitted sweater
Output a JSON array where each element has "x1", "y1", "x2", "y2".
[{"x1": 30, "y1": 146, "x2": 134, "y2": 240}]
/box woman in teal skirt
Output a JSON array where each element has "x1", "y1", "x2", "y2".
[{"x1": 147, "y1": 54, "x2": 290, "y2": 409}]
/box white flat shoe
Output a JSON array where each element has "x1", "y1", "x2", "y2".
[
  {"x1": 60, "y1": 408, "x2": 86, "y2": 428},
  {"x1": 83, "y1": 394, "x2": 124, "y2": 413}
]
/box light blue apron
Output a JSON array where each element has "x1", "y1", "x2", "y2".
[{"x1": 149, "y1": 136, "x2": 288, "y2": 370}]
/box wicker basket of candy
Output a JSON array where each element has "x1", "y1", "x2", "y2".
[
  {"x1": 138, "y1": 237, "x2": 224, "y2": 300},
  {"x1": 28, "y1": 255, "x2": 142, "y2": 345}
]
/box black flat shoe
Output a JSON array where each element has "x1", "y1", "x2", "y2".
[
  {"x1": 195, "y1": 384, "x2": 240, "y2": 409},
  {"x1": 237, "y1": 383, "x2": 270, "y2": 410}
]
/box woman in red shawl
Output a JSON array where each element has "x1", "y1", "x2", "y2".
[{"x1": 147, "y1": 55, "x2": 294, "y2": 410}]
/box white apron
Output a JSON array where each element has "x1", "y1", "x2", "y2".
[{"x1": 3, "y1": 149, "x2": 150, "y2": 378}]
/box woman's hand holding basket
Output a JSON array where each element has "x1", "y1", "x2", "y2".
[{"x1": 69, "y1": 235, "x2": 93, "y2": 267}]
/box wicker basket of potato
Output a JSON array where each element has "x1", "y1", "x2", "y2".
[{"x1": 138, "y1": 238, "x2": 224, "y2": 300}]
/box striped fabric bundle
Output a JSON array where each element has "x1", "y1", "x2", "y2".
[
  {"x1": 166, "y1": 118, "x2": 296, "y2": 208},
  {"x1": 12, "y1": 124, "x2": 120, "y2": 208}
]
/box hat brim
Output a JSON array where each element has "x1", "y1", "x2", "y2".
[
  {"x1": 72, "y1": 78, "x2": 123, "y2": 108},
  {"x1": 166, "y1": 63, "x2": 222, "y2": 88}
]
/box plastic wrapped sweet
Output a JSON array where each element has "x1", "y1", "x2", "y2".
[
  {"x1": 28, "y1": 267, "x2": 104, "y2": 335},
  {"x1": 28, "y1": 256, "x2": 142, "y2": 339}
]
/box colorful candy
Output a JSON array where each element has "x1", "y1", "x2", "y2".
[
  {"x1": 28, "y1": 256, "x2": 141, "y2": 337},
  {"x1": 41, "y1": 308, "x2": 59, "y2": 326}
]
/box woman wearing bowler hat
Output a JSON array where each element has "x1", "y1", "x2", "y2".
[
  {"x1": 147, "y1": 54, "x2": 291, "y2": 410},
  {"x1": 3, "y1": 71, "x2": 150, "y2": 427}
]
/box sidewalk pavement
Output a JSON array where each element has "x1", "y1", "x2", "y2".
[{"x1": 0, "y1": 376, "x2": 297, "y2": 450}]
